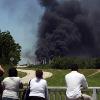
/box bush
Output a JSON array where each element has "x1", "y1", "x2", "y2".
[{"x1": 50, "y1": 57, "x2": 96, "y2": 69}]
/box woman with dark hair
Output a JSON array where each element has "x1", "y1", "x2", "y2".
[
  {"x1": 2, "y1": 67, "x2": 23, "y2": 100},
  {"x1": 29, "y1": 69, "x2": 48, "y2": 100}
]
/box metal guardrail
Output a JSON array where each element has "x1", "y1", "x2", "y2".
[{"x1": 19, "y1": 87, "x2": 100, "y2": 100}]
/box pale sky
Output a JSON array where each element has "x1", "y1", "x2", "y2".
[{"x1": 0, "y1": 0, "x2": 44, "y2": 64}]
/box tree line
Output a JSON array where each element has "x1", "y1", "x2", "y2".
[{"x1": 49, "y1": 57, "x2": 100, "y2": 69}]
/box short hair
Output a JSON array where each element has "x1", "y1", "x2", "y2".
[
  {"x1": 8, "y1": 67, "x2": 18, "y2": 77},
  {"x1": 36, "y1": 69, "x2": 43, "y2": 79},
  {"x1": 69, "y1": 64, "x2": 78, "y2": 71}
]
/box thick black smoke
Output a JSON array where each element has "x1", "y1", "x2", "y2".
[{"x1": 35, "y1": 0, "x2": 100, "y2": 61}]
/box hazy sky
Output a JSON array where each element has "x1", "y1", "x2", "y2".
[{"x1": 0, "y1": 0, "x2": 44, "y2": 64}]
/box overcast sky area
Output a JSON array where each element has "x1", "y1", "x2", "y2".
[
  {"x1": 0, "y1": 0, "x2": 44, "y2": 64},
  {"x1": 1, "y1": 0, "x2": 100, "y2": 65}
]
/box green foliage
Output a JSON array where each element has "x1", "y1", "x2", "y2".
[
  {"x1": 50, "y1": 57, "x2": 97, "y2": 69},
  {"x1": 95, "y1": 57, "x2": 100, "y2": 68},
  {"x1": 28, "y1": 56, "x2": 100, "y2": 69},
  {"x1": 0, "y1": 31, "x2": 21, "y2": 66},
  {"x1": 87, "y1": 72, "x2": 100, "y2": 86}
]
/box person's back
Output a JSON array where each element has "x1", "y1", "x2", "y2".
[
  {"x1": 2, "y1": 67, "x2": 23, "y2": 100},
  {"x1": 65, "y1": 64, "x2": 92, "y2": 100},
  {"x1": 65, "y1": 71, "x2": 88, "y2": 99},
  {"x1": 2, "y1": 77, "x2": 22, "y2": 99},
  {"x1": 29, "y1": 77, "x2": 47, "y2": 98},
  {"x1": 29, "y1": 69, "x2": 48, "y2": 100}
]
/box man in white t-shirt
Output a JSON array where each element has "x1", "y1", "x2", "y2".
[{"x1": 65, "y1": 64, "x2": 92, "y2": 100}]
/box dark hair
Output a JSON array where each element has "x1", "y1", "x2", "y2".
[
  {"x1": 36, "y1": 69, "x2": 43, "y2": 79},
  {"x1": 69, "y1": 64, "x2": 78, "y2": 71},
  {"x1": 8, "y1": 67, "x2": 18, "y2": 77}
]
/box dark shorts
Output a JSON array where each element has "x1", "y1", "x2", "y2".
[{"x1": 29, "y1": 96, "x2": 45, "y2": 100}]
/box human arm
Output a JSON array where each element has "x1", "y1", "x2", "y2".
[
  {"x1": 1, "y1": 81, "x2": 5, "y2": 91},
  {"x1": 19, "y1": 82, "x2": 23, "y2": 89},
  {"x1": 81, "y1": 75, "x2": 88, "y2": 90},
  {"x1": 0, "y1": 65, "x2": 4, "y2": 76},
  {"x1": 45, "y1": 81, "x2": 49, "y2": 100},
  {"x1": 19, "y1": 78, "x2": 23, "y2": 89}
]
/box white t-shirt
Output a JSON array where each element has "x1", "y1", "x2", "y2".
[
  {"x1": 2, "y1": 77, "x2": 22, "y2": 99},
  {"x1": 65, "y1": 71, "x2": 88, "y2": 99},
  {"x1": 29, "y1": 78, "x2": 48, "y2": 99}
]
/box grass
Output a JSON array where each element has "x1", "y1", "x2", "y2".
[
  {"x1": 22, "y1": 68, "x2": 98, "y2": 86},
  {"x1": 2, "y1": 66, "x2": 100, "y2": 100},
  {"x1": 2, "y1": 66, "x2": 100, "y2": 87},
  {"x1": 46, "y1": 69, "x2": 69, "y2": 86},
  {"x1": 44, "y1": 69, "x2": 98, "y2": 86},
  {"x1": 19, "y1": 68, "x2": 100, "y2": 100},
  {"x1": 87, "y1": 72, "x2": 100, "y2": 86},
  {"x1": 18, "y1": 71, "x2": 27, "y2": 78}
]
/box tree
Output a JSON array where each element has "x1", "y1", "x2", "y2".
[{"x1": 0, "y1": 31, "x2": 21, "y2": 65}]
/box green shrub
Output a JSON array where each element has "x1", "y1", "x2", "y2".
[{"x1": 50, "y1": 57, "x2": 96, "y2": 69}]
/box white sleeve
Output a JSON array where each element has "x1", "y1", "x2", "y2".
[
  {"x1": 65, "y1": 75, "x2": 67, "y2": 87},
  {"x1": 45, "y1": 81, "x2": 49, "y2": 100},
  {"x1": 18, "y1": 77, "x2": 23, "y2": 89},
  {"x1": 18, "y1": 77, "x2": 22, "y2": 83},
  {"x1": 81, "y1": 75, "x2": 88, "y2": 89}
]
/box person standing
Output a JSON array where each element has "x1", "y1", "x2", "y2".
[
  {"x1": 2, "y1": 67, "x2": 23, "y2": 100},
  {"x1": 29, "y1": 69, "x2": 48, "y2": 100},
  {"x1": 65, "y1": 64, "x2": 92, "y2": 100}
]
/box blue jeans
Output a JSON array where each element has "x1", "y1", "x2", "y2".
[{"x1": 2, "y1": 97, "x2": 18, "y2": 100}]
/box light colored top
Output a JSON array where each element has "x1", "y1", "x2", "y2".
[
  {"x1": 65, "y1": 71, "x2": 88, "y2": 99},
  {"x1": 2, "y1": 77, "x2": 22, "y2": 99},
  {"x1": 29, "y1": 77, "x2": 48, "y2": 99}
]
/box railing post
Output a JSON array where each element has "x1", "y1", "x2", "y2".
[{"x1": 92, "y1": 88, "x2": 97, "y2": 100}]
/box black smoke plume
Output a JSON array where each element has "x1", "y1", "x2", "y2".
[{"x1": 35, "y1": 0, "x2": 100, "y2": 61}]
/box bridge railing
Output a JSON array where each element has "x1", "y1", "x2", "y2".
[{"x1": 19, "y1": 87, "x2": 100, "y2": 100}]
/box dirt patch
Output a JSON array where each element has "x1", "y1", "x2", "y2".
[{"x1": 17, "y1": 69, "x2": 53, "y2": 83}]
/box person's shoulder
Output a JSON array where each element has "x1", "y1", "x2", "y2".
[
  {"x1": 77, "y1": 72, "x2": 85, "y2": 78},
  {"x1": 41, "y1": 79, "x2": 47, "y2": 83},
  {"x1": 2, "y1": 77, "x2": 9, "y2": 82},
  {"x1": 65, "y1": 72, "x2": 71, "y2": 78},
  {"x1": 15, "y1": 76, "x2": 20, "y2": 79},
  {"x1": 4, "y1": 77, "x2": 10, "y2": 80},
  {"x1": 31, "y1": 78, "x2": 37, "y2": 83},
  {"x1": 14, "y1": 77, "x2": 21, "y2": 80},
  {"x1": 42, "y1": 78, "x2": 46, "y2": 81},
  {"x1": 31, "y1": 77, "x2": 36, "y2": 81}
]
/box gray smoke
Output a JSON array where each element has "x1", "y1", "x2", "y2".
[
  {"x1": 35, "y1": 0, "x2": 100, "y2": 61},
  {"x1": 0, "y1": 0, "x2": 43, "y2": 64}
]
